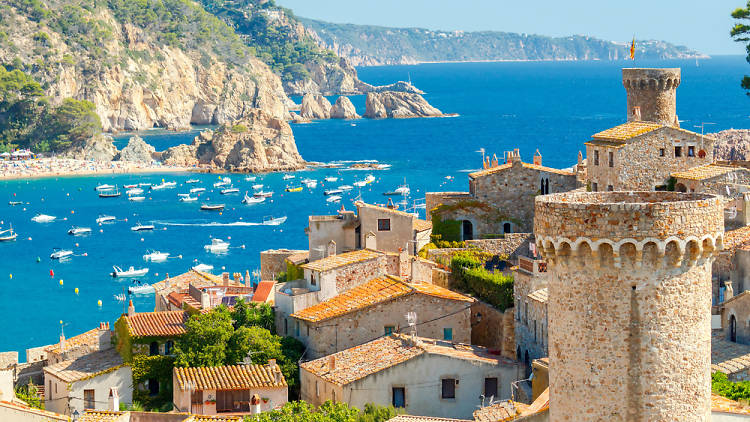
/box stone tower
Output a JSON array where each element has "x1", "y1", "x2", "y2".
[
  {"x1": 534, "y1": 191, "x2": 724, "y2": 422},
  {"x1": 622, "y1": 68, "x2": 680, "y2": 126}
]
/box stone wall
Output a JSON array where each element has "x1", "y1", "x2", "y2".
[
  {"x1": 333, "y1": 256, "x2": 388, "y2": 293},
  {"x1": 623, "y1": 68, "x2": 680, "y2": 126},
  {"x1": 358, "y1": 204, "x2": 417, "y2": 254},
  {"x1": 470, "y1": 300, "x2": 515, "y2": 359},
  {"x1": 425, "y1": 192, "x2": 472, "y2": 221},
  {"x1": 466, "y1": 234, "x2": 535, "y2": 259},
  {"x1": 513, "y1": 268, "x2": 549, "y2": 372},
  {"x1": 535, "y1": 191, "x2": 723, "y2": 422},
  {"x1": 260, "y1": 249, "x2": 306, "y2": 280}
]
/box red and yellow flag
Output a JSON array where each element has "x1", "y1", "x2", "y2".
[{"x1": 630, "y1": 36, "x2": 636, "y2": 60}]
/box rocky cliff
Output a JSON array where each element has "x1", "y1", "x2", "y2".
[
  {"x1": 162, "y1": 109, "x2": 304, "y2": 172},
  {"x1": 364, "y1": 92, "x2": 443, "y2": 119},
  {"x1": 300, "y1": 94, "x2": 332, "y2": 120},
  {"x1": 117, "y1": 136, "x2": 155, "y2": 163},
  {"x1": 59, "y1": 134, "x2": 118, "y2": 161},
  {"x1": 330, "y1": 97, "x2": 360, "y2": 119},
  {"x1": 713, "y1": 129, "x2": 750, "y2": 161}
]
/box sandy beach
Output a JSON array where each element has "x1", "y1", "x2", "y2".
[{"x1": 0, "y1": 157, "x2": 190, "y2": 181}]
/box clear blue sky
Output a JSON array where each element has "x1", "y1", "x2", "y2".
[{"x1": 276, "y1": 0, "x2": 745, "y2": 55}]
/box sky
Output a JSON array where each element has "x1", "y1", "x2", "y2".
[{"x1": 276, "y1": 0, "x2": 746, "y2": 55}]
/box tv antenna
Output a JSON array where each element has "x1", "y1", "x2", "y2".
[
  {"x1": 694, "y1": 122, "x2": 716, "y2": 150},
  {"x1": 406, "y1": 311, "x2": 417, "y2": 341}
]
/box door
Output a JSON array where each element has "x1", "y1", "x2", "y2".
[
  {"x1": 191, "y1": 390, "x2": 203, "y2": 414},
  {"x1": 462, "y1": 220, "x2": 473, "y2": 241}
]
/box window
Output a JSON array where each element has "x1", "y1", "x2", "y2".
[
  {"x1": 392, "y1": 387, "x2": 405, "y2": 408},
  {"x1": 593, "y1": 150, "x2": 599, "y2": 166},
  {"x1": 688, "y1": 146, "x2": 695, "y2": 157},
  {"x1": 48, "y1": 381, "x2": 51, "y2": 398},
  {"x1": 608, "y1": 151, "x2": 614, "y2": 167},
  {"x1": 316, "y1": 381, "x2": 320, "y2": 398},
  {"x1": 310, "y1": 273, "x2": 316, "y2": 286},
  {"x1": 534, "y1": 320, "x2": 537, "y2": 342},
  {"x1": 484, "y1": 377, "x2": 499, "y2": 399},
  {"x1": 607, "y1": 185, "x2": 614, "y2": 192},
  {"x1": 149, "y1": 341, "x2": 159, "y2": 356},
  {"x1": 377, "y1": 218, "x2": 391, "y2": 231},
  {"x1": 524, "y1": 302, "x2": 528, "y2": 324},
  {"x1": 84, "y1": 389, "x2": 95, "y2": 409},
  {"x1": 503, "y1": 222, "x2": 512, "y2": 234},
  {"x1": 164, "y1": 340, "x2": 173, "y2": 355},
  {"x1": 675, "y1": 146, "x2": 682, "y2": 157},
  {"x1": 443, "y1": 328, "x2": 453, "y2": 341},
  {"x1": 332, "y1": 390, "x2": 336, "y2": 403},
  {"x1": 659, "y1": 148, "x2": 665, "y2": 157},
  {"x1": 295, "y1": 321, "x2": 300, "y2": 337},
  {"x1": 148, "y1": 378, "x2": 159, "y2": 396},
  {"x1": 384, "y1": 326, "x2": 395, "y2": 336},
  {"x1": 306, "y1": 325, "x2": 310, "y2": 337},
  {"x1": 592, "y1": 182, "x2": 598, "y2": 192},
  {"x1": 441, "y1": 379, "x2": 456, "y2": 399}
]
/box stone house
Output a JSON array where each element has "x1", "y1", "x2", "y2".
[
  {"x1": 44, "y1": 348, "x2": 132, "y2": 416},
  {"x1": 300, "y1": 334, "x2": 522, "y2": 420},
  {"x1": 289, "y1": 275, "x2": 474, "y2": 358},
  {"x1": 164, "y1": 284, "x2": 257, "y2": 313},
  {"x1": 260, "y1": 249, "x2": 307, "y2": 281},
  {"x1": 45, "y1": 322, "x2": 113, "y2": 366},
  {"x1": 513, "y1": 256, "x2": 549, "y2": 374},
  {"x1": 79, "y1": 410, "x2": 245, "y2": 421},
  {"x1": 722, "y1": 292, "x2": 750, "y2": 344},
  {"x1": 172, "y1": 361, "x2": 287, "y2": 416},
  {"x1": 152, "y1": 270, "x2": 228, "y2": 312},
  {"x1": 425, "y1": 149, "x2": 578, "y2": 238}
]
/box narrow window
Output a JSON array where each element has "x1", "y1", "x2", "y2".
[
  {"x1": 384, "y1": 326, "x2": 394, "y2": 336},
  {"x1": 443, "y1": 328, "x2": 453, "y2": 341},
  {"x1": 675, "y1": 146, "x2": 682, "y2": 157},
  {"x1": 378, "y1": 219, "x2": 391, "y2": 231},
  {"x1": 306, "y1": 325, "x2": 310, "y2": 337},
  {"x1": 164, "y1": 340, "x2": 174, "y2": 355},
  {"x1": 392, "y1": 387, "x2": 405, "y2": 408},
  {"x1": 284, "y1": 318, "x2": 288, "y2": 335},
  {"x1": 295, "y1": 321, "x2": 300, "y2": 337},
  {"x1": 316, "y1": 381, "x2": 320, "y2": 397},
  {"x1": 593, "y1": 150, "x2": 599, "y2": 166},
  {"x1": 48, "y1": 381, "x2": 51, "y2": 398},
  {"x1": 688, "y1": 146, "x2": 695, "y2": 157},
  {"x1": 608, "y1": 151, "x2": 614, "y2": 167},
  {"x1": 310, "y1": 273, "x2": 316, "y2": 286},
  {"x1": 149, "y1": 341, "x2": 159, "y2": 356},
  {"x1": 84, "y1": 389, "x2": 95, "y2": 409},
  {"x1": 484, "y1": 377, "x2": 498, "y2": 399},
  {"x1": 659, "y1": 148, "x2": 665, "y2": 157},
  {"x1": 534, "y1": 320, "x2": 537, "y2": 342},
  {"x1": 441, "y1": 379, "x2": 456, "y2": 399},
  {"x1": 607, "y1": 185, "x2": 614, "y2": 192},
  {"x1": 592, "y1": 182, "x2": 598, "y2": 192},
  {"x1": 332, "y1": 390, "x2": 336, "y2": 403}
]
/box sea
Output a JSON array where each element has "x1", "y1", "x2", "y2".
[{"x1": 1, "y1": 56, "x2": 748, "y2": 357}]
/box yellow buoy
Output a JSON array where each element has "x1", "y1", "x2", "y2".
[
  {"x1": 97, "y1": 300, "x2": 102, "y2": 307},
  {"x1": 8, "y1": 274, "x2": 12, "y2": 279},
  {"x1": 59, "y1": 279, "x2": 63, "y2": 286},
  {"x1": 74, "y1": 287, "x2": 79, "y2": 295}
]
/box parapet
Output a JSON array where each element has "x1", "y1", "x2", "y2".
[
  {"x1": 622, "y1": 68, "x2": 681, "y2": 91},
  {"x1": 535, "y1": 191, "x2": 724, "y2": 269}
]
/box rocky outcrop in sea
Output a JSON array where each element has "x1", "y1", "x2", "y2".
[
  {"x1": 364, "y1": 92, "x2": 443, "y2": 119},
  {"x1": 117, "y1": 136, "x2": 155, "y2": 163},
  {"x1": 300, "y1": 94, "x2": 332, "y2": 120},
  {"x1": 712, "y1": 129, "x2": 750, "y2": 161},
  {"x1": 330, "y1": 97, "x2": 360, "y2": 119},
  {"x1": 59, "y1": 134, "x2": 118, "y2": 161},
  {"x1": 162, "y1": 109, "x2": 305, "y2": 173}
]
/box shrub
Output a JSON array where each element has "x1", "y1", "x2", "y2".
[
  {"x1": 713, "y1": 371, "x2": 750, "y2": 402},
  {"x1": 450, "y1": 251, "x2": 513, "y2": 310},
  {"x1": 231, "y1": 124, "x2": 248, "y2": 133}
]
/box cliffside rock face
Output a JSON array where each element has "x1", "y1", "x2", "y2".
[
  {"x1": 330, "y1": 96, "x2": 360, "y2": 119},
  {"x1": 283, "y1": 57, "x2": 374, "y2": 95},
  {"x1": 289, "y1": 112, "x2": 311, "y2": 124},
  {"x1": 118, "y1": 136, "x2": 156, "y2": 163},
  {"x1": 60, "y1": 134, "x2": 118, "y2": 161},
  {"x1": 373, "y1": 81, "x2": 424, "y2": 94},
  {"x1": 713, "y1": 129, "x2": 750, "y2": 161},
  {"x1": 364, "y1": 92, "x2": 443, "y2": 119},
  {"x1": 162, "y1": 109, "x2": 304, "y2": 172},
  {"x1": 300, "y1": 94, "x2": 332, "y2": 120}
]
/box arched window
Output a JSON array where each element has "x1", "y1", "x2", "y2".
[
  {"x1": 730, "y1": 315, "x2": 738, "y2": 342},
  {"x1": 503, "y1": 222, "x2": 512, "y2": 234},
  {"x1": 675, "y1": 183, "x2": 688, "y2": 193},
  {"x1": 462, "y1": 220, "x2": 473, "y2": 241},
  {"x1": 149, "y1": 341, "x2": 159, "y2": 356}
]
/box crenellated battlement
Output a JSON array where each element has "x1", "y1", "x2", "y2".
[{"x1": 622, "y1": 68, "x2": 680, "y2": 125}]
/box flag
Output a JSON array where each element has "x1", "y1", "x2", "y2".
[{"x1": 630, "y1": 36, "x2": 636, "y2": 60}]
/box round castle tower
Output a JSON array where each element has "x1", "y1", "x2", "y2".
[
  {"x1": 534, "y1": 191, "x2": 723, "y2": 422},
  {"x1": 623, "y1": 68, "x2": 680, "y2": 126}
]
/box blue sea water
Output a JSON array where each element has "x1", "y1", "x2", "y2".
[{"x1": 1, "y1": 57, "x2": 748, "y2": 357}]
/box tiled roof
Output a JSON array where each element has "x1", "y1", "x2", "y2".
[
  {"x1": 0, "y1": 351, "x2": 17, "y2": 369},
  {"x1": 591, "y1": 121, "x2": 662, "y2": 141},
  {"x1": 125, "y1": 310, "x2": 188, "y2": 338},
  {"x1": 301, "y1": 249, "x2": 383, "y2": 272},
  {"x1": 187, "y1": 416, "x2": 243, "y2": 422},
  {"x1": 46, "y1": 325, "x2": 108, "y2": 354},
  {"x1": 0, "y1": 400, "x2": 68, "y2": 421},
  {"x1": 174, "y1": 364, "x2": 287, "y2": 391},
  {"x1": 671, "y1": 164, "x2": 740, "y2": 181},
  {"x1": 357, "y1": 201, "x2": 416, "y2": 218},
  {"x1": 413, "y1": 219, "x2": 432, "y2": 232},
  {"x1": 291, "y1": 277, "x2": 473, "y2": 323},
  {"x1": 286, "y1": 251, "x2": 309, "y2": 265},
  {"x1": 469, "y1": 161, "x2": 575, "y2": 179},
  {"x1": 723, "y1": 225, "x2": 750, "y2": 252},
  {"x1": 252, "y1": 281, "x2": 275, "y2": 303},
  {"x1": 528, "y1": 288, "x2": 548, "y2": 304},
  {"x1": 712, "y1": 337, "x2": 750, "y2": 376},
  {"x1": 44, "y1": 348, "x2": 124, "y2": 383},
  {"x1": 388, "y1": 416, "x2": 471, "y2": 422},
  {"x1": 152, "y1": 270, "x2": 224, "y2": 296},
  {"x1": 167, "y1": 290, "x2": 201, "y2": 311},
  {"x1": 712, "y1": 393, "x2": 750, "y2": 415},
  {"x1": 79, "y1": 410, "x2": 123, "y2": 422},
  {"x1": 301, "y1": 334, "x2": 508, "y2": 386},
  {"x1": 473, "y1": 402, "x2": 530, "y2": 422}
]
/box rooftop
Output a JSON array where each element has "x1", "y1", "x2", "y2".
[
  {"x1": 124, "y1": 310, "x2": 188, "y2": 338},
  {"x1": 591, "y1": 121, "x2": 663, "y2": 141},
  {"x1": 174, "y1": 364, "x2": 287, "y2": 391},
  {"x1": 712, "y1": 337, "x2": 750, "y2": 376},
  {"x1": 286, "y1": 251, "x2": 309, "y2": 265},
  {"x1": 291, "y1": 276, "x2": 473, "y2": 323},
  {"x1": 152, "y1": 270, "x2": 225, "y2": 296},
  {"x1": 712, "y1": 393, "x2": 750, "y2": 415},
  {"x1": 469, "y1": 161, "x2": 575, "y2": 179},
  {"x1": 722, "y1": 225, "x2": 750, "y2": 252},
  {"x1": 473, "y1": 402, "x2": 530, "y2": 422},
  {"x1": 252, "y1": 280, "x2": 276, "y2": 303},
  {"x1": 78, "y1": 410, "x2": 123, "y2": 422},
  {"x1": 528, "y1": 288, "x2": 548, "y2": 304},
  {"x1": 388, "y1": 416, "x2": 471, "y2": 422},
  {"x1": 301, "y1": 249, "x2": 383, "y2": 272},
  {"x1": 413, "y1": 219, "x2": 432, "y2": 232},
  {"x1": 671, "y1": 163, "x2": 741, "y2": 181},
  {"x1": 0, "y1": 400, "x2": 68, "y2": 421},
  {"x1": 167, "y1": 291, "x2": 201, "y2": 311},
  {"x1": 44, "y1": 348, "x2": 124, "y2": 383},
  {"x1": 357, "y1": 201, "x2": 417, "y2": 218},
  {"x1": 300, "y1": 334, "x2": 510, "y2": 386}
]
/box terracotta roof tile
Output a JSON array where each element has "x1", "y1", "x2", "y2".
[
  {"x1": 43, "y1": 349, "x2": 124, "y2": 383},
  {"x1": 301, "y1": 249, "x2": 383, "y2": 272},
  {"x1": 388, "y1": 416, "x2": 471, "y2": 422},
  {"x1": 357, "y1": 201, "x2": 417, "y2": 218},
  {"x1": 252, "y1": 281, "x2": 275, "y2": 303},
  {"x1": 152, "y1": 270, "x2": 225, "y2": 296},
  {"x1": 473, "y1": 402, "x2": 530, "y2": 422},
  {"x1": 286, "y1": 252, "x2": 309, "y2": 265},
  {"x1": 469, "y1": 162, "x2": 575, "y2": 179},
  {"x1": 723, "y1": 226, "x2": 750, "y2": 252},
  {"x1": 0, "y1": 400, "x2": 68, "y2": 421},
  {"x1": 187, "y1": 416, "x2": 243, "y2": 422},
  {"x1": 125, "y1": 310, "x2": 188, "y2": 338},
  {"x1": 79, "y1": 410, "x2": 123, "y2": 422},
  {"x1": 174, "y1": 364, "x2": 287, "y2": 391},
  {"x1": 671, "y1": 164, "x2": 741, "y2": 181},
  {"x1": 413, "y1": 219, "x2": 432, "y2": 232},
  {"x1": 592, "y1": 121, "x2": 662, "y2": 141},
  {"x1": 291, "y1": 277, "x2": 473, "y2": 323},
  {"x1": 45, "y1": 325, "x2": 108, "y2": 354}
]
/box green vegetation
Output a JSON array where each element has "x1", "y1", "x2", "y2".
[
  {"x1": 15, "y1": 382, "x2": 43, "y2": 409},
  {"x1": 712, "y1": 371, "x2": 750, "y2": 402},
  {"x1": 731, "y1": 2, "x2": 750, "y2": 92},
  {"x1": 131, "y1": 354, "x2": 175, "y2": 411},
  {"x1": 231, "y1": 123, "x2": 249, "y2": 133},
  {"x1": 0, "y1": 65, "x2": 100, "y2": 152},
  {"x1": 450, "y1": 251, "x2": 514, "y2": 310},
  {"x1": 246, "y1": 401, "x2": 399, "y2": 422}
]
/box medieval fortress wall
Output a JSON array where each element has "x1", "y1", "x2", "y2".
[{"x1": 623, "y1": 68, "x2": 680, "y2": 126}]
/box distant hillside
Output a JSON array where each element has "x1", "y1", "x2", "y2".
[{"x1": 300, "y1": 18, "x2": 707, "y2": 66}]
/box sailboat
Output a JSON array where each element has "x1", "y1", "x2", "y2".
[{"x1": 0, "y1": 226, "x2": 17, "y2": 242}]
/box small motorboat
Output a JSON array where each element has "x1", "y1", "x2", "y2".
[
  {"x1": 177, "y1": 193, "x2": 190, "y2": 197},
  {"x1": 244, "y1": 176, "x2": 257, "y2": 182},
  {"x1": 338, "y1": 185, "x2": 353, "y2": 191},
  {"x1": 353, "y1": 180, "x2": 367, "y2": 187},
  {"x1": 128, "y1": 282, "x2": 155, "y2": 294},
  {"x1": 253, "y1": 191, "x2": 274, "y2": 198},
  {"x1": 252, "y1": 184, "x2": 264, "y2": 190},
  {"x1": 126, "y1": 188, "x2": 144, "y2": 195},
  {"x1": 95, "y1": 184, "x2": 115, "y2": 191},
  {"x1": 193, "y1": 263, "x2": 214, "y2": 272},
  {"x1": 324, "y1": 189, "x2": 343, "y2": 196},
  {"x1": 200, "y1": 204, "x2": 225, "y2": 211},
  {"x1": 189, "y1": 187, "x2": 206, "y2": 194},
  {"x1": 185, "y1": 179, "x2": 200, "y2": 184},
  {"x1": 151, "y1": 182, "x2": 176, "y2": 190},
  {"x1": 123, "y1": 184, "x2": 137, "y2": 189},
  {"x1": 282, "y1": 174, "x2": 295, "y2": 180},
  {"x1": 324, "y1": 176, "x2": 339, "y2": 182},
  {"x1": 68, "y1": 226, "x2": 92, "y2": 236},
  {"x1": 221, "y1": 187, "x2": 240, "y2": 194},
  {"x1": 143, "y1": 251, "x2": 169, "y2": 262},
  {"x1": 262, "y1": 216, "x2": 287, "y2": 226},
  {"x1": 8, "y1": 201, "x2": 23, "y2": 206},
  {"x1": 129, "y1": 196, "x2": 146, "y2": 202},
  {"x1": 111, "y1": 265, "x2": 149, "y2": 277},
  {"x1": 0, "y1": 227, "x2": 17, "y2": 242},
  {"x1": 96, "y1": 215, "x2": 116, "y2": 224},
  {"x1": 304, "y1": 180, "x2": 318, "y2": 188},
  {"x1": 138, "y1": 182, "x2": 152, "y2": 187},
  {"x1": 213, "y1": 177, "x2": 231, "y2": 188},
  {"x1": 204, "y1": 238, "x2": 230, "y2": 253},
  {"x1": 131, "y1": 223, "x2": 154, "y2": 231},
  {"x1": 180, "y1": 195, "x2": 197, "y2": 202},
  {"x1": 242, "y1": 193, "x2": 265, "y2": 204},
  {"x1": 326, "y1": 195, "x2": 342, "y2": 203},
  {"x1": 32, "y1": 214, "x2": 56, "y2": 223},
  {"x1": 99, "y1": 190, "x2": 121, "y2": 198},
  {"x1": 50, "y1": 248, "x2": 73, "y2": 260},
  {"x1": 285, "y1": 186, "x2": 303, "y2": 193}
]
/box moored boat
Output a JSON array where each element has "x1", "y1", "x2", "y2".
[
  {"x1": 95, "y1": 184, "x2": 115, "y2": 191},
  {"x1": 252, "y1": 184, "x2": 264, "y2": 190},
  {"x1": 111, "y1": 265, "x2": 149, "y2": 277},
  {"x1": 99, "y1": 190, "x2": 121, "y2": 198},
  {"x1": 68, "y1": 226, "x2": 92, "y2": 236},
  {"x1": 324, "y1": 176, "x2": 338, "y2": 182},
  {"x1": 285, "y1": 186, "x2": 303, "y2": 192},
  {"x1": 8, "y1": 201, "x2": 22, "y2": 206},
  {"x1": 143, "y1": 251, "x2": 169, "y2": 262},
  {"x1": 180, "y1": 195, "x2": 197, "y2": 202},
  {"x1": 282, "y1": 174, "x2": 295, "y2": 180},
  {"x1": 326, "y1": 195, "x2": 342, "y2": 203},
  {"x1": 126, "y1": 188, "x2": 144, "y2": 195},
  {"x1": 32, "y1": 214, "x2": 56, "y2": 223},
  {"x1": 130, "y1": 223, "x2": 154, "y2": 231},
  {"x1": 123, "y1": 184, "x2": 137, "y2": 189},
  {"x1": 96, "y1": 215, "x2": 116, "y2": 224},
  {"x1": 128, "y1": 282, "x2": 155, "y2": 294},
  {"x1": 221, "y1": 187, "x2": 240, "y2": 194},
  {"x1": 324, "y1": 189, "x2": 343, "y2": 195},
  {"x1": 242, "y1": 193, "x2": 265, "y2": 204},
  {"x1": 189, "y1": 187, "x2": 206, "y2": 194},
  {"x1": 200, "y1": 204, "x2": 225, "y2": 211},
  {"x1": 338, "y1": 185, "x2": 353, "y2": 191},
  {"x1": 185, "y1": 179, "x2": 200, "y2": 184},
  {"x1": 204, "y1": 238, "x2": 230, "y2": 253},
  {"x1": 129, "y1": 196, "x2": 146, "y2": 202},
  {"x1": 0, "y1": 227, "x2": 17, "y2": 242},
  {"x1": 50, "y1": 248, "x2": 73, "y2": 260},
  {"x1": 262, "y1": 216, "x2": 287, "y2": 226},
  {"x1": 253, "y1": 191, "x2": 274, "y2": 198}
]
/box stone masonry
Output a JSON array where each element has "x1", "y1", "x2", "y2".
[
  {"x1": 535, "y1": 191, "x2": 724, "y2": 422},
  {"x1": 623, "y1": 68, "x2": 680, "y2": 126}
]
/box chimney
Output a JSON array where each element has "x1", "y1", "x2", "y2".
[
  {"x1": 98, "y1": 322, "x2": 112, "y2": 350},
  {"x1": 268, "y1": 358, "x2": 277, "y2": 369},
  {"x1": 725, "y1": 281, "x2": 735, "y2": 302},
  {"x1": 222, "y1": 272, "x2": 229, "y2": 286},
  {"x1": 328, "y1": 355, "x2": 336, "y2": 370},
  {"x1": 59, "y1": 333, "x2": 66, "y2": 353},
  {"x1": 326, "y1": 240, "x2": 337, "y2": 257},
  {"x1": 386, "y1": 198, "x2": 396, "y2": 209},
  {"x1": 491, "y1": 154, "x2": 499, "y2": 167},
  {"x1": 251, "y1": 394, "x2": 261, "y2": 414},
  {"x1": 631, "y1": 106, "x2": 642, "y2": 121},
  {"x1": 399, "y1": 248, "x2": 409, "y2": 278},
  {"x1": 245, "y1": 270, "x2": 251, "y2": 287},
  {"x1": 578, "y1": 151, "x2": 583, "y2": 166},
  {"x1": 127, "y1": 300, "x2": 135, "y2": 316},
  {"x1": 233, "y1": 272, "x2": 241, "y2": 284},
  {"x1": 274, "y1": 369, "x2": 282, "y2": 385},
  {"x1": 108, "y1": 387, "x2": 119, "y2": 411},
  {"x1": 533, "y1": 149, "x2": 542, "y2": 166},
  {"x1": 165, "y1": 273, "x2": 170, "y2": 289},
  {"x1": 674, "y1": 114, "x2": 680, "y2": 128}
]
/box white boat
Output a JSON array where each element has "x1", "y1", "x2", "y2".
[
  {"x1": 213, "y1": 181, "x2": 230, "y2": 188},
  {"x1": 324, "y1": 176, "x2": 339, "y2": 182},
  {"x1": 128, "y1": 283, "x2": 155, "y2": 294},
  {"x1": 180, "y1": 195, "x2": 197, "y2": 202},
  {"x1": 338, "y1": 185, "x2": 353, "y2": 191},
  {"x1": 177, "y1": 193, "x2": 191, "y2": 197},
  {"x1": 221, "y1": 187, "x2": 240, "y2": 194},
  {"x1": 96, "y1": 215, "x2": 116, "y2": 224},
  {"x1": 8, "y1": 201, "x2": 22, "y2": 206},
  {"x1": 138, "y1": 182, "x2": 152, "y2": 187},
  {"x1": 111, "y1": 265, "x2": 149, "y2": 277},
  {"x1": 151, "y1": 181, "x2": 176, "y2": 190},
  {"x1": 263, "y1": 216, "x2": 287, "y2": 226},
  {"x1": 385, "y1": 182, "x2": 410, "y2": 196},
  {"x1": 253, "y1": 191, "x2": 274, "y2": 198},
  {"x1": 0, "y1": 227, "x2": 17, "y2": 242},
  {"x1": 193, "y1": 263, "x2": 214, "y2": 272},
  {"x1": 242, "y1": 193, "x2": 265, "y2": 204},
  {"x1": 354, "y1": 175, "x2": 375, "y2": 187},
  {"x1": 282, "y1": 174, "x2": 295, "y2": 180},
  {"x1": 126, "y1": 188, "x2": 144, "y2": 195},
  {"x1": 364, "y1": 174, "x2": 376, "y2": 183},
  {"x1": 131, "y1": 223, "x2": 154, "y2": 231},
  {"x1": 185, "y1": 179, "x2": 200, "y2": 184},
  {"x1": 252, "y1": 184, "x2": 264, "y2": 190},
  {"x1": 244, "y1": 176, "x2": 257, "y2": 182},
  {"x1": 32, "y1": 214, "x2": 56, "y2": 223},
  {"x1": 143, "y1": 251, "x2": 169, "y2": 262},
  {"x1": 95, "y1": 184, "x2": 115, "y2": 191},
  {"x1": 204, "y1": 238, "x2": 230, "y2": 253},
  {"x1": 68, "y1": 226, "x2": 92, "y2": 236},
  {"x1": 324, "y1": 189, "x2": 343, "y2": 195},
  {"x1": 304, "y1": 180, "x2": 318, "y2": 188},
  {"x1": 353, "y1": 180, "x2": 367, "y2": 187},
  {"x1": 326, "y1": 195, "x2": 342, "y2": 203},
  {"x1": 123, "y1": 184, "x2": 137, "y2": 189},
  {"x1": 99, "y1": 190, "x2": 121, "y2": 198},
  {"x1": 50, "y1": 248, "x2": 73, "y2": 260},
  {"x1": 200, "y1": 204, "x2": 225, "y2": 211},
  {"x1": 129, "y1": 196, "x2": 146, "y2": 202},
  {"x1": 190, "y1": 187, "x2": 206, "y2": 194}
]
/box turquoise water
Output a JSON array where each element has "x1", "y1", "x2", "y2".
[{"x1": 1, "y1": 57, "x2": 748, "y2": 357}]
